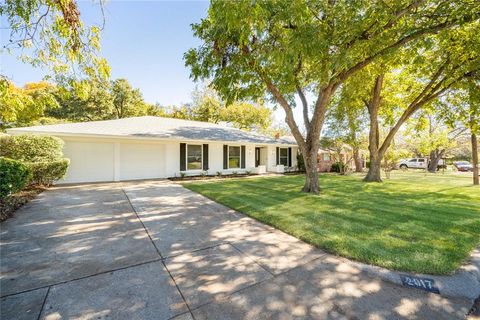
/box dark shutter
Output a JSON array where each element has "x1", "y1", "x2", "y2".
[
  {"x1": 288, "y1": 147, "x2": 292, "y2": 167},
  {"x1": 203, "y1": 144, "x2": 209, "y2": 170},
  {"x1": 180, "y1": 143, "x2": 186, "y2": 171},
  {"x1": 276, "y1": 147, "x2": 280, "y2": 165},
  {"x1": 223, "y1": 145, "x2": 228, "y2": 169},
  {"x1": 240, "y1": 145, "x2": 246, "y2": 169}
]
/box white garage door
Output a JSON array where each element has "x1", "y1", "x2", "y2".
[
  {"x1": 120, "y1": 143, "x2": 164, "y2": 181},
  {"x1": 62, "y1": 141, "x2": 115, "y2": 183}
]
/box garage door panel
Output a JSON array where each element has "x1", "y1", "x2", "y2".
[
  {"x1": 63, "y1": 141, "x2": 114, "y2": 183},
  {"x1": 120, "y1": 143, "x2": 164, "y2": 180}
]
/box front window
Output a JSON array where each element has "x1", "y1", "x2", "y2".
[
  {"x1": 323, "y1": 153, "x2": 330, "y2": 161},
  {"x1": 228, "y1": 146, "x2": 241, "y2": 168},
  {"x1": 279, "y1": 148, "x2": 288, "y2": 166},
  {"x1": 187, "y1": 144, "x2": 202, "y2": 170}
]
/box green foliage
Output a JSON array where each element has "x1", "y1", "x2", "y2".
[
  {"x1": 1, "y1": 0, "x2": 110, "y2": 81},
  {"x1": 0, "y1": 157, "x2": 32, "y2": 198},
  {"x1": 405, "y1": 113, "x2": 456, "y2": 157},
  {"x1": 330, "y1": 162, "x2": 345, "y2": 173},
  {"x1": 163, "y1": 86, "x2": 272, "y2": 131},
  {"x1": 25, "y1": 159, "x2": 69, "y2": 186},
  {"x1": 296, "y1": 153, "x2": 305, "y2": 172},
  {"x1": 0, "y1": 79, "x2": 59, "y2": 126},
  {"x1": 0, "y1": 135, "x2": 64, "y2": 162},
  {"x1": 111, "y1": 79, "x2": 152, "y2": 119},
  {"x1": 186, "y1": 1, "x2": 478, "y2": 104}
]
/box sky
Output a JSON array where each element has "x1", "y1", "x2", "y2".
[
  {"x1": 0, "y1": 0, "x2": 298, "y2": 125},
  {"x1": 1, "y1": 1, "x2": 208, "y2": 106}
]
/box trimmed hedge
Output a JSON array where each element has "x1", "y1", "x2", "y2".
[
  {"x1": 0, "y1": 135, "x2": 64, "y2": 162},
  {"x1": 26, "y1": 159, "x2": 70, "y2": 186},
  {"x1": 0, "y1": 157, "x2": 32, "y2": 198}
]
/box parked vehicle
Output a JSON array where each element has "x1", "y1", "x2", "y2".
[
  {"x1": 398, "y1": 158, "x2": 446, "y2": 170},
  {"x1": 453, "y1": 161, "x2": 473, "y2": 172}
]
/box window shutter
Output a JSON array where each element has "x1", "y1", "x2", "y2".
[
  {"x1": 203, "y1": 144, "x2": 209, "y2": 171},
  {"x1": 240, "y1": 145, "x2": 246, "y2": 169},
  {"x1": 288, "y1": 147, "x2": 292, "y2": 167},
  {"x1": 180, "y1": 143, "x2": 186, "y2": 171},
  {"x1": 276, "y1": 147, "x2": 280, "y2": 165},
  {"x1": 223, "y1": 145, "x2": 228, "y2": 169}
]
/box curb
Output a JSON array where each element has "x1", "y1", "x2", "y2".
[{"x1": 340, "y1": 248, "x2": 480, "y2": 300}]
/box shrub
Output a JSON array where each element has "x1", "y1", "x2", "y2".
[
  {"x1": 25, "y1": 159, "x2": 69, "y2": 186},
  {"x1": 0, "y1": 134, "x2": 64, "y2": 162},
  {"x1": 297, "y1": 153, "x2": 305, "y2": 172},
  {"x1": 0, "y1": 157, "x2": 32, "y2": 198},
  {"x1": 180, "y1": 172, "x2": 186, "y2": 179},
  {"x1": 216, "y1": 171, "x2": 222, "y2": 176},
  {"x1": 330, "y1": 162, "x2": 345, "y2": 173}
]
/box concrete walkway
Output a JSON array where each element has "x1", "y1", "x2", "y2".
[{"x1": 0, "y1": 180, "x2": 474, "y2": 319}]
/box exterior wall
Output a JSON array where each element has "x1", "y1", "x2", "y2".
[
  {"x1": 164, "y1": 141, "x2": 180, "y2": 178},
  {"x1": 44, "y1": 135, "x2": 297, "y2": 183}
]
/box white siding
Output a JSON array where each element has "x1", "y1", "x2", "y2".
[
  {"x1": 54, "y1": 136, "x2": 296, "y2": 183},
  {"x1": 62, "y1": 140, "x2": 115, "y2": 183},
  {"x1": 164, "y1": 142, "x2": 180, "y2": 178}
]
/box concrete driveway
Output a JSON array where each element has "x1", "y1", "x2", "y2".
[{"x1": 0, "y1": 180, "x2": 473, "y2": 319}]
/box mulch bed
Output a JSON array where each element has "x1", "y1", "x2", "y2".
[
  {"x1": 0, "y1": 186, "x2": 46, "y2": 222},
  {"x1": 169, "y1": 174, "x2": 259, "y2": 182}
]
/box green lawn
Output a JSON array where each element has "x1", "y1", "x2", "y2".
[{"x1": 183, "y1": 171, "x2": 480, "y2": 275}]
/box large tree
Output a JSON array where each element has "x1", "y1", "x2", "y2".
[
  {"x1": 0, "y1": 79, "x2": 59, "y2": 127},
  {"x1": 186, "y1": 0, "x2": 478, "y2": 193},
  {"x1": 441, "y1": 77, "x2": 480, "y2": 185},
  {"x1": 326, "y1": 79, "x2": 369, "y2": 172},
  {"x1": 405, "y1": 111, "x2": 464, "y2": 172},
  {"x1": 362, "y1": 21, "x2": 479, "y2": 182}
]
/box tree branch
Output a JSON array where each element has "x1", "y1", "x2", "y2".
[
  {"x1": 344, "y1": 0, "x2": 426, "y2": 49},
  {"x1": 336, "y1": 17, "x2": 468, "y2": 84},
  {"x1": 296, "y1": 84, "x2": 310, "y2": 130}
]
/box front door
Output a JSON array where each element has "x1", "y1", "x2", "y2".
[{"x1": 255, "y1": 147, "x2": 260, "y2": 167}]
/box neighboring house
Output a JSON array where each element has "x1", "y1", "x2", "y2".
[
  {"x1": 7, "y1": 116, "x2": 298, "y2": 184},
  {"x1": 317, "y1": 146, "x2": 362, "y2": 172}
]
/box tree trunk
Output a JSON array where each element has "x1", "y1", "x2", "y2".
[
  {"x1": 472, "y1": 132, "x2": 479, "y2": 186},
  {"x1": 364, "y1": 74, "x2": 384, "y2": 182},
  {"x1": 428, "y1": 148, "x2": 445, "y2": 173},
  {"x1": 301, "y1": 145, "x2": 320, "y2": 194},
  {"x1": 353, "y1": 147, "x2": 363, "y2": 172},
  {"x1": 364, "y1": 153, "x2": 382, "y2": 182}
]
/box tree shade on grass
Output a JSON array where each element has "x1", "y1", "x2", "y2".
[{"x1": 183, "y1": 172, "x2": 480, "y2": 275}]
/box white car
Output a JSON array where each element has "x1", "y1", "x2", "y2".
[{"x1": 398, "y1": 158, "x2": 446, "y2": 170}]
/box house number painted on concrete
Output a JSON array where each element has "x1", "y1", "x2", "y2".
[{"x1": 400, "y1": 275, "x2": 440, "y2": 294}]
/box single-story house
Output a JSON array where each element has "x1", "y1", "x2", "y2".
[{"x1": 7, "y1": 116, "x2": 298, "y2": 184}]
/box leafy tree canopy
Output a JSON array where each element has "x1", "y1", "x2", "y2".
[{"x1": 1, "y1": 0, "x2": 109, "y2": 81}]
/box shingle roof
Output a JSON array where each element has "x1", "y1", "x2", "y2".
[{"x1": 7, "y1": 116, "x2": 297, "y2": 145}]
